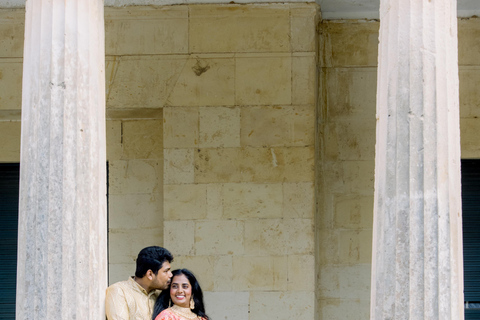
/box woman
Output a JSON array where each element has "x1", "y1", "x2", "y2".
[{"x1": 152, "y1": 269, "x2": 209, "y2": 320}]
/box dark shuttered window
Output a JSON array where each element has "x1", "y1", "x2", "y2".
[
  {"x1": 0, "y1": 163, "x2": 19, "y2": 320},
  {"x1": 462, "y1": 159, "x2": 480, "y2": 319}
]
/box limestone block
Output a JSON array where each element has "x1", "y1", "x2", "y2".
[
  {"x1": 319, "y1": 299, "x2": 370, "y2": 320},
  {"x1": 108, "y1": 160, "x2": 162, "y2": 194},
  {"x1": 277, "y1": 218, "x2": 315, "y2": 254},
  {"x1": 318, "y1": 189, "x2": 335, "y2": 229},
  {"x1": 164, "y1": 220, "x2": 195, "y2": 256},
  {"x1": 108, "y1": 263, "x2": 133, "y2": 285},
  {"x1": 0, "y1": 121, "x2": 20, "y2": 161},
  {"x1": 168, "y1": 255, "x2": 215, "y2": 291},
  {"x1": 166, "y1": 56, "x2": 235, "y2": 107},
  {"x1": 0, "y1": 110, "x2": 20, "y2": 121},
  {"x1": 106, "y1": 120, "x2": 122, "y2": 161},
  {"x1": 460, "y1": 118, "x2": 480, "y2": 158},
  {"x1": 105, "y1": 56, "x2": 186, "y2": 109},
  {"x1": 317, "y1": 230, "x2": 339, "y2": 265},
  {"x1": 164, "y1": 184, "x2": 207, "y2": 220},
  {"x1": 235, "y1": 54, "x2": 291, "y2": 106},
  {"x1": 206, "y1": 184, "x2": 224, "y2": 219},
  {"x1": 459, "y1": 67, "x2": 480, "y2": 118},
  {"x1": 189, "y1": 5, "x2": 290, "y2": 53},
  {"x1": 324, "y1": 160, "x2": 375, "y2": 194},
  {"x1": 195, "y1": 220, "x2": 244, "y2": 255},
  {"x1": 213, "y1": 255, "x2": 233, "y2": 291},
  {"x1": 105, "y1": 6, "x2": 188, "y2": 55},
  {"x1": 108, "y1": 228, "x2": 163, "y2": 264},
  {"x1": 318, "y1": 264, "x2": 371, "y2": 299},
  {"x1": 163, "y1": 107, "x2": 199, "y2": 149},
  {"x1": 223, "y1": 183, "x2": 283, "y2": 219},
  {"x1": 290, "y1": 4, "x2": 318, "y2": 53},
  {"x1": 283, "y1": 182, "x2": 314, "y2": 219},
  {"x1": 232, "y1": 256, "x2": 287, "y2": 290},
  {"x1": 338, "y1": 230, "x2": 372, "y2": 264},
  {"x1": 292, "y1": 53, "x2": 316, "y2": 105},
  {"x1": 195, "y1": 146, "x2": 314, "y2": 183},
  {"x1": 0, "y1": 61, "x2": 22, "y2": 109},
  {"x1": 108, "y1": 193, "x2": 163, "y2": 229},
  {"x1": 320, "y1": 21, "x2": 379, "y2": 67},
  {"x1": 330, "y1": 119, "x2": 376, "y2": 161},
  {"x1": 123, "y1": 119, "x2": 163, "y2": 159},
  {"x1": 249, "y1": 291, "x2": 314, "y2": 319},
  {"x1": 0, "y1": 10, "x2": 24, "y2": 57},
  {"x1": 199, "y1": 106, "x2": 240, "y2": 148},
  {"x1": 334, "y1": 194, "x2": 374, "y2": 229},
  {"x1": 106, "y1": 108, "x2": 163, "y2": 120},
  {"x1": 342, "y1": 160, "x2": 374, "y2": 194},
  {"x1": 287, "y1": 255, "x2": 315, "y2": 291},
  {"x1": 204, "y1": 291, "x2": 249, "y2": 320},
  {"x1": 322, "y1": 123, "x2": 340, "y2": 161},
  {"x1": 325, "y1": 67, "x2": 377, "y2": 119},
  {"x1": 321, "y1": 161, "x2": 346, "y2": 193},
  {"x1": 164, "y1": 148, "x2": 194, "y2": 184},
  {"x1": 458, "y1": 18, "x2": 480, "y2": 66},
  {"x1": 240, "y1": 105, "x2": 314, "y2": 147},
  {"x1": 244, "y1": 219, "x2": 288, "y2": 255},
  {"x1": 244, "y1": 219, "x2": 314, "y2": 255}
]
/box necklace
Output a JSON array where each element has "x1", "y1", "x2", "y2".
[{"x1": 169, "y1": 304, "x2": 198, "y2": 320}]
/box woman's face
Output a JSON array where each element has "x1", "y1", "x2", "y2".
[{"x1": 170, "y1": 274, "x2": 192, "y2": 308}]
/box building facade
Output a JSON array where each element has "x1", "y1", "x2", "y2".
[{"x1": 0, "y1": 0, "x2": 477, "y2": 319}]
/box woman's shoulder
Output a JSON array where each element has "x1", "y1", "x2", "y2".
[{"x1": 154, "y1": 308, "x2": 177, "y2": 320}]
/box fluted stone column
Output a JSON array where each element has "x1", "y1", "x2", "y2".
[
  {"x1": 371, "y1": 0, "x2": 464, "y2": 319},
  {"x1": 16, "y1": 1, "x2": 107, "y2": 319}
]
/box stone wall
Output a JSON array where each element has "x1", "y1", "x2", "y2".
[
  {"x1": 0, "y1": 9, "x2": 23, "y2": 160},
  {"x1": 459, "y1": 18, "x2": 480, "y2": 159},
  {"x1": 317, "y1": 20, "x2": 378, "y2": 320},
  {"x1": 145, "y1": 4, "x2": 319, "y2": 319},
  {"x1": 0, "y1": 4, "x2": 318, "y2": 319}
]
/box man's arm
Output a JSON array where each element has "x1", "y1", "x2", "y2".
[{"x1": 105, "y1": 285, "x2": 129, "y2": 320}]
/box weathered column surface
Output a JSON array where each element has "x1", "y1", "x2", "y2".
[
  {"x1": 371, "y1": 0, "x2": 463, "y2": 319},
  {"x1": 17, "y1": 1, "x2": 107, "y2": 319}
]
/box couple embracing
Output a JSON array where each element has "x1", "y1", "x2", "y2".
[{"x1": 105, "y1": 246, "x2": 209, "y2": 320}]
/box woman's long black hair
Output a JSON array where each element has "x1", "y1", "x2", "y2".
[{"x1": 152, "y1": 269, "x2": 209, "y2": 320}]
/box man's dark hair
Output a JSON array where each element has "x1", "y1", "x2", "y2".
[{"x1": 135, "y1": 246, "x2": 173, "y2": 278}]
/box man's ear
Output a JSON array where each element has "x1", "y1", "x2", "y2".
[{"x1": 146, "y1": 269, "x2": 154, "y2": 280}]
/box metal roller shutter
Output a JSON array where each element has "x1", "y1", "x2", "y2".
[
  {"x1": 462, "y1": 160, "x2": 480, "y2": 319},
  {"x1": 0, "y1": 163, "x2": 19, "y2": 320}
]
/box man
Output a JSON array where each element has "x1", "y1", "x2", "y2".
[{"x1": 106, "y1": 246, "x2": 174, "y2": 320}]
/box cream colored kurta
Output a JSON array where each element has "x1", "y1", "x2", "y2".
[{"x1": 106, "y1": 277, "x2": 160, "y2": 320}]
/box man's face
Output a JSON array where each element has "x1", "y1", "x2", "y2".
[{"x1": 151, "y1": 261, "x2": 172, "y2": 290}]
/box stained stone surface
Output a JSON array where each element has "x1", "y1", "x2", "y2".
[
  {"x1": 16, "y1": 1, "x2": 107, "y2": 319},
  {"x1": 371, "y1": 0, "x2": 464, "y2": 319}
]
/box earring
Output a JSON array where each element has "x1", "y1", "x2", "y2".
[
  {"x1": 169, "y1": 299, "x2": 172, "y2": 308},
  {"x1": 190, "y1": 298, "x2": 195, "y2": 310}
]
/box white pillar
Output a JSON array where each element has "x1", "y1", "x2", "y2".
[
  {"x1": 371, "y1": 0, "x2": 464, "y2": 319},
  {"x1": 16, "y1": 1, "x2": 107, "y2": 319}
]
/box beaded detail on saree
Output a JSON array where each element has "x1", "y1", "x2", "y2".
[{"x1": 169, "y1": 305, "x2": 198, "y2": 320}]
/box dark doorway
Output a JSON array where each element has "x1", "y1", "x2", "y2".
[
  {"x1": 462, "y1": 159, "x2": 480, "y2": 319},
  {"x1": 0, "y1": 163, "x2": 19, "y2": 320}
]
